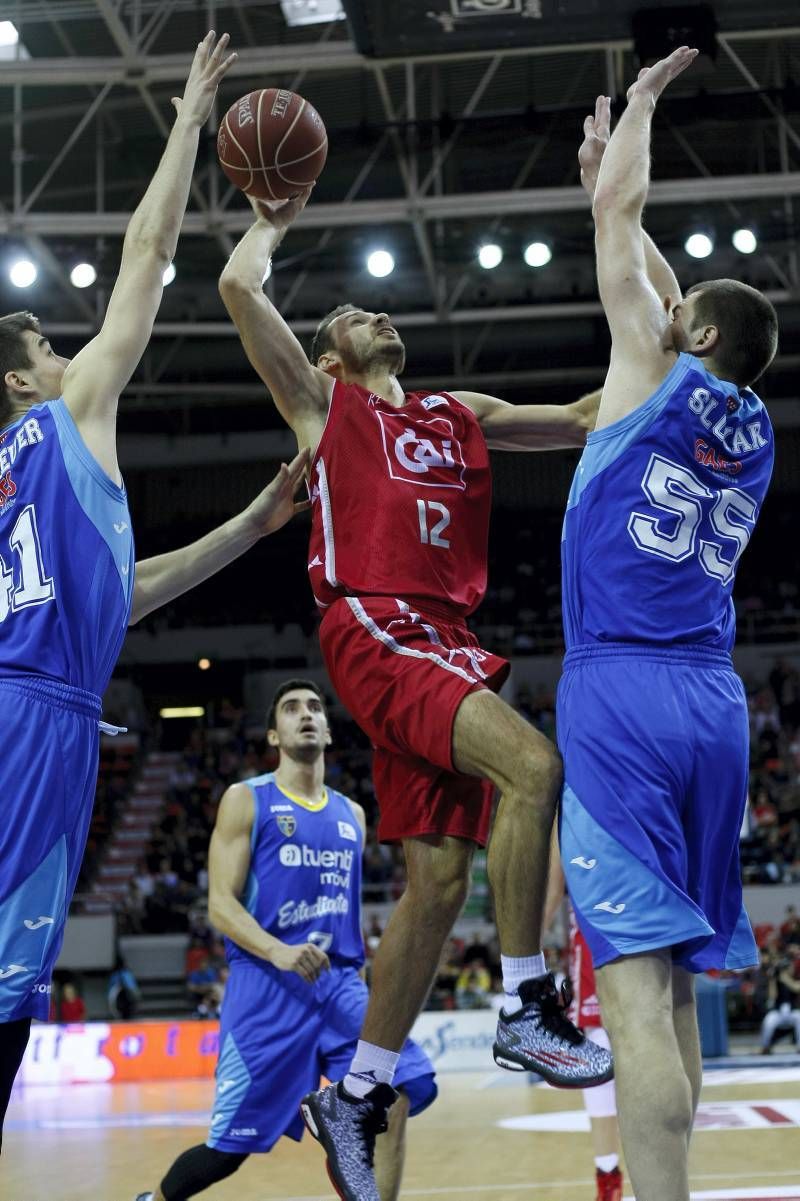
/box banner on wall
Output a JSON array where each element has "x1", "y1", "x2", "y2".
[{"x1": 17, "y1": 1009, "x2": 500, "y2": 1086}]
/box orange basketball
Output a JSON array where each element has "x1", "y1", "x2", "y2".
[{"x1": 217, "y1": 88, "x2": 328, "y2": 202}]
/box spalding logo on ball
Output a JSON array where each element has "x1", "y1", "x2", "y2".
[{"x1": 217, "y1": 88, "x2": 328, "y2": 201}]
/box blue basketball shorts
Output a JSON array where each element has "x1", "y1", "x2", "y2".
[
  {"x1": 556, "y1": 643, "x2": 757, "y2": 973},
  {"x1": 207, "y1": 960, "x2": 437, "y2": 1154},
  {"x1": 0, "y1": 675, "x2": 101, "y2": 1022}
]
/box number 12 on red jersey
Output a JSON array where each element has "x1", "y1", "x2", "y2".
[{"x1": 417, "y1": 499, "x2": 451, "y2": 548}]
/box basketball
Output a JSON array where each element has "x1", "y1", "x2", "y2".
[{"x1": 217, "y1": 88, "x2": 328, "y2": 202}]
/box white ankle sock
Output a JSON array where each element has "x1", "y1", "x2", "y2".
[
  {"x1": 501, "y1": 952, "x2": 546, "y2": 1013},
  {"x1": 343, "y1": 1040, "x2": 400, "y2": 1098},
  {"x1": 595, "y1": 1154, "x2": 619, "y2": 1173}
]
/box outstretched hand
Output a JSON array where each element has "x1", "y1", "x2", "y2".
[
  {"x1": 626, "y1": 45, "x2": 698, "y2": 105},
  {"x1": 172, "y1": 31, "x2": 237, "y2": 127},
  {"x1": 578, "y1": 94, "x2": 611, "y2": 197},
  {"x1": 242, "y1": 447, "x2": 311, "y2": 538},
  {"x1": 249, "y1": 186, "x2": 315, "y2": 231}
]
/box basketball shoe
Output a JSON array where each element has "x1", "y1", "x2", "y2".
[
  {"x1": 301, "y1": 1079, "x2": 397, "y2": 1201},
  {"x1": 595, "y1": 1165, "x2": 623, "y2": 1201},
  {"x1": 493, "y1": 974, "x2": 614, "y2": 1086}
]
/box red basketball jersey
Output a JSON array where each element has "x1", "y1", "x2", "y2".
[
  {"x1": 568, "y1": 907, "x2": 602, "y2": 1029},
  {"x1": 308, "y1": 381, "x2": 491, "y2": 615}
]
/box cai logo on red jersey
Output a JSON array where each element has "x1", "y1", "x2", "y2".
[{"x1": 376, "y1": 410, "x2": 467, "y2": 490}]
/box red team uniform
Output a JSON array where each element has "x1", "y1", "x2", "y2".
[
  {"x1": 308, "y1": 381, "x2": 508, "y2": 844},
  {"x1": 568, "y1": 907, "x2": 602, "y2": 1029}
]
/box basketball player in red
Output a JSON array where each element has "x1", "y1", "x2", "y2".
[
  {"x1": 218, "y1": 197, "x2": 612, "y2": 1201},
  {"x1": 545, "y1": 841, "x2": 623, "y2": 1201}
]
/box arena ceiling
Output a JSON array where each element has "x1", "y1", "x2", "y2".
[{"x1": 1, "y1": 0, "x2": 800, "y2": 436}]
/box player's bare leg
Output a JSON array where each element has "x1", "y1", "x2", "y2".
[
  {"x1": 360, "y1": 835, "x2": 473, "y2": 1049},
  {"x1": 672, "y1": 966, "x2": 702, "y2": 1134},
  {"x1": 452, "y1": 689, "x2": 560, "y2": 956},
  {"x1": 374, "y1": 1088, "x2": 410, "y2": 1201},
  {"x1": 597, "y1": 951, "x2": 693, "y2": 1201}
]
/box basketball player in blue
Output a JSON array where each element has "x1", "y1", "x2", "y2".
[
  {"x1": 559, "y1": 50, "x2": 778, "y2": 1201},
  {"x1": 0, "y1": 31, "x2": 249, "y2": 1142},
  {"x1": 136, "y1": 680, "x2": 435, "y2": 1201}
]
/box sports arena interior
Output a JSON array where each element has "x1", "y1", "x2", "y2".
[{"x1": 2, "y1": 2, "x2": 800, "y2": 1198}]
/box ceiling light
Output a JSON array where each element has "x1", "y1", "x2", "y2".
[
  {"x1": 478, "y1": 243, "x2": 503, "y2": 270},
  {"x1": 9, "y1": 259, "x2": 37, "y2": 288},
  {"x1": 70, "y1": 262, "x2": 96, "y2": 289},
  {"x1": 280, "y1": 0, "x2": 346, "y2": 27},
  {"x1": 732, "y1": 228, "x2": 757, "y2": 255},
  {"x1": 524, "y1": 241, "x2": 552, "y2": 268},
  {"x1": 685, "y1": 233, "x2": 713, "y2": 259},
  {"x1": 162, "y1": 262, "x2": 176, "y2": 286},
  {"x1": 198, "y1": 658, "x2": 211, "y2": 671},
  {"x1": 0, "y1": 20, "x2": 18, "y2": 45},
  {"x1": 367, "y1": 250, "x2": 394, "y2": 278}
]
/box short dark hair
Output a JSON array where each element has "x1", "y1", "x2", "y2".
[
  {"x1": 0, "y1": 311, "x2": 40, "y2": 420},
  {"x1": 309, "y1": 303, "x2": 358, "y2": 365},
  {"x1": 686, "y1": 280, "x2": 778, "y2": 387},
  {"x1": 266, "y1": 678, "x2": 327, "y2": 731}
]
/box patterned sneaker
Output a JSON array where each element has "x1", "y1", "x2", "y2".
[
  {"x1": 301, "y1": 1079, "x2": 398, "y2": 1201},
  {"x1": 493, "y1": 974, "x2": 614, "y2": 1087},
  {"x1": 595, "y1": 1165, "x2": 624, "y2": 1201}
]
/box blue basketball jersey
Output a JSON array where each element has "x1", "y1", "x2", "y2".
[
  {"x1": 0, "y1": 398, "x2": 134, "y2": 695},
  {"x1": 562, "y1": 353, "x2": 774, "y2": 650},
  {"x1": 226, "y1": 773, "x2": 365, "y2": 970}
]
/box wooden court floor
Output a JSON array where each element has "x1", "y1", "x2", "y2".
[{"x1": 4, "y1": 1063, "x2": 800, "y2": 1201}]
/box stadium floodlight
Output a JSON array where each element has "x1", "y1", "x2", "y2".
[
  {"x1": 162, "y1": 262, "x2": 176, "y2": 286},
  {"x1": 70, "y1": 262, "x2": 96, "y2": 289},
  {"x1": 478, "y1": 243, "x2": 503, "y2": 270},
  {"x1": 280, "y1": 1, "x2": 346, "y2": 27},
  {"x1": 685, "y1": 232, "x2": 713, "y2": 259},
  {"x1": 524, "y1": 241, "x2": 552, "y2": 268},
  {"x1": 9, "y1": 259, "x2": 37, "y2": 288},
  {"x1": 367, "y1": 249, "x2": 395, "y2": 278},
  {"x1": 198, "y1": 658, "x2": 211, "y2": 671},
  {"x1": 732, "y1": 228, "x2": 757, "y2": 255}
]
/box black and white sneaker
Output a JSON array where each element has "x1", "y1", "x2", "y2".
[
  {"x1": 301, "y1": 1080, "x2": 397, "y2": 1201},
  {"x1": 493, "y1": 974, "x2": 614, "y2": 1088},
  {"x1": 133, "y1": 1194, "x2": 154, "y2": 1201}
]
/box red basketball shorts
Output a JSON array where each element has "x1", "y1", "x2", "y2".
[{"x1": 319, "y1": 596, "x2": 509, "y2": 845}]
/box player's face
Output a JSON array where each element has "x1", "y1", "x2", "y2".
[
  {"x1": 666, "y1": 292, "x2": 709, "y2": 355},
  {"x1": 268, "y1": 689, "x2": 331, "y2": 761},
  {"x1": 329, "y1": 309, "x2": 406, "y2": 376},
  {"x1": 19, "y1": 330, "x2": 70, "y2": 401}
]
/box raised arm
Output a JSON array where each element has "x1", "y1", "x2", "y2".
[
  {"x1": 579, "y1": 93, "x2": 682, "y2": 307},
  {"x1": 208, "y1": 784, "x2": 330, "y2": 984},
  {"x1": 61, "y1": 33, "x2": 236, "y2": 482},
  {"x1": 218, "y1": 195, "x2": 331, "y2": 451},
  {"x1": 592, "y1": 47, "x2": 698, "y2": 428},
  {"x1": 452, "y1": 388, "x2": 601, "y2": 451},
  {"x1": 129, "y1": 449, "x2": 309, "y2": 625}
]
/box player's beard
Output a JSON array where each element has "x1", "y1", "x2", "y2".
[
  {"x1": 343, "y1": 337, "x2": 406, "y2": 377},
  {"x1": 282, "y1": 740, "x2": 325, "y2": 765}
]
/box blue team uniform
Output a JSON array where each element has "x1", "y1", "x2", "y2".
[
  {"x1": 559, "y1": 353, "x2": 773, "y2": 971},
  {"x1": 208, "y1": 773, "x2": 436, "y2": 1154},
  {"x1": 0, "y1": 399, "x2": 134, "y2": 1021}
]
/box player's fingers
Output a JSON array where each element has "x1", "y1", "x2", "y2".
[
  {"x1": 583, "y1": 114, "x2": 595, "y2": 137},
  {"x1": 212, "y1": 51, "x2": 238, "y2": 84},
  {"x1": 292, "y1": 500, "x2": 312, "y2": 515},
  {"x1": 208, "y1": 31, "x2": 230, "y2": 63}
]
